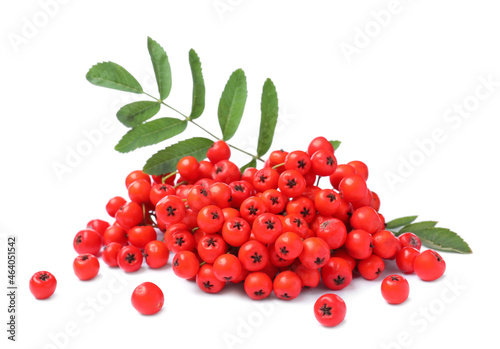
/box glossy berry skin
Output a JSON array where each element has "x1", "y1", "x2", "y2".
[
  {"x1": 299, "y1": 237, "x2": 330, "y2": 270},
  {"x1": 222, "y1": 217, "x2": 251, "y2": 247},
  {"x1": 310, "y1": 150, "x2": 337, "y2": 177},
  {"x1": 125, "y1": 170, "x2": 151, "y2": 188},
  {"x1": 103, "y1": 225, "x2": 128, "y2": 246},
  {"x1": 286, "y1": 196, "x2": 316, "y2": 223},
  {"x1": 314, "y1": 189, "x2": 341, "y2": 216},
  {"x1": 117, "y1": 245, "x2": 143, "y2": 273},
  {"x1": 273, "y1": 271, "x2": 302, "y2": 300},
  {"x1": 106, "y1": 196, "x2": 127, "y2": 218},
  {"x1": 127, "y1": 225, "x2": 157, "y2": 249},
  {"x1": 381, "y1": 275, "x2": 410, "y2": 304},
  {"x1": 357, "y1": 254, "x2": 385, "y2": 280},
  {"x1": 213, "y1": 254, "x2": 243, "y2": 282},
  {"x1": 338, "y1": 174, "x2": 368, "y2": 203},
  {"x1": 144, "y1": 240, "x2": 169, "y2": 269},
  {"x1": 187, "y1": 185, "x2": 213, "y2": 212},
  {"x1": 284, "y1": 150, "x2": 311, "y2": 175},
  {"x1": 240, "y1": 196, "x2": 268, "y2": 225},
  {"x1": 253, "y1": 168, "x2": 279, "y2": 192},
  {"x1": 244, "y1": 272, "x2": 273, "y2": 300},
  {"x1": 274, "y1": 232, "x2": 304, "y2": 261},
  {"x1": 229, "y1": 180, "x2": 255, "y2": 209},
  {"x1": 170, "y1": 231, "x2": 196, "y2": 254},
  {"x1": 372, "y1": 230, "x2": 401, "y2": 259},
  {"x1": 177, "y1": 156, "x2": 200, "y2": 181},
  {"x1": 414, "y1": 249, "x2": 446, "y2": 281},
  {"x1": 399, "y1": 232, "x2": 422, "y2": 250},
  {"x1": 207, "y1": 140, "x2": 231, "y2": 164},
  {"x1": 115, "y1": 201, "x2": 143, "y2": 229},
  {"x1": 197, "y1": 205, "x2": 225, "y2": 234},
  {"x1": 197, "y1": 234, "x2": 228, "y2": 264},
  {"x1": 281, "y1": 214, "x2": 309, "y2": 239},
  {"x1": 347, "y1": 160, "x2": 369, "y2": 181},
  {"x1": 350, "y1": 206, "x2": 384, "y2": 235},
  {"x1": 131, "y1": 282, "x2": 164, "y2": 315},
  {"x1": 278, "y1": 170, "x2": 306, "y2": 198},
  {"x1": 212, "y1": 160, "x2": 241, "y2": 184},
  {"x1": 308, "y1": 136, "x2": 334, "y2": 156},
  {"x1": 102, "y1": 242, "x2": 122, "y2": 267},
  {"x1": 73, "y1": 254, "x2": 100, "y2": 281},
  {"x1": 315, "y1": 218, "x2": 347, "y2": 250},
  {"x1": 345, "y1": 229, "x2": 373, "y2": 260},
  {"x1": 149, "y1": 183, "x2": 175, "y2": 206},
  {"x1": 128, "y1": 179, "x2": 152, "y2": 204},
  {"x1": 292, "y1": 263, "x2": 321, "y2": 289},
  {"x1": 238, "y1": 240, "x2": 270, "y2": 272},
  {"x1": 172, "y1": 251, "x2": 200, "y2": 279},
  {"x1": 29, "y1": 271, "x2": 57, "y2": 299},
  {"x1": 329, "y1": 164, "x2": 356, "y2": 190},
  {"x1": 321, "y1": 257, "x2": 353, "y2": 291},
  {"x1": 252, "y1": 213, "x2": 283, "y2": 244},
  {"x1": 209, "y1": 182, "x2": 232, "y2": 209},
  {"x1": 314, "y1": 293, "x2": 346, "y2": 327},
  {"x1": 395, "y1": 247, "x2": 420, "y2": 274},
  {"x1": 73, "y1": 229, "x2": 102, "y2": 256},
  {"x1": 86, "y1": 219, "x2": 110, "y2": 237},
  {"x1": 196, "y1": 263, "x2": 225, "y2": 294},
  {"x1": 156, "y1": 195, "x2": 186, "y2": 225}
]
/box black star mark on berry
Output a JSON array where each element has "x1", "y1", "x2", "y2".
[
  {"x1": 232, "y1": 221, "x2": 243, "y2": 230},
  {"x1": 326, "y1": 156, "x2": 335, "y2": 166},
  {"x1": 280, "y1": 293, "x2": 291, "y2": 299},
  {"x1": 326, "y1": 193, "x2": 337, "y2": 202},
  {"x1": 300, "y1": 207, "x2": 310, "y2": 218},
  {"x1": 375, "y1": 268, "x2": 382, "y2": 275},
  {"x1": 250, "y1": 252, "x2": 262, "y2": 263},
  {"x1": 81, "y1": 255, "x2": 89, "y2": 261},
  {"x1": 215, "y1": 166, "x2": 223, "y2": 174},
  {"x1": 333, "y1": 275, "x2": 345, "y2": 285},
  {"x1": 286, "y1": 179, "x2": 297, "y2": 188},
  {"x1": 38, "y1": 273, "x2": 50, "y2": 281},
  {"x1": 175, "y1": 236, "x2": 186, "y2": 246},
  {"x1": 224, "y1": 276, "x2": 233, "y2": 281},
  {"x1": 206, "y1": 237, "x2": 216, "y2": 247},
  {"x1": 265, "y1": 220, "x2": 275, "y2": 230},
  {"x1": 248, "y1": 205, "x2": 258, "y2": 216},
  {"x1": 258, "y1": 175, "x2": 268, "y2": 183},
  {"x1": 270, "y1": 196, "x2": 279, "y2": 205},
  {"x1": 75, "y1": 235, "x2": 82, "y2": 244},
  {"x1": 390, "y1": 276, "x2": 400, "y2": 281},
  {"x1": 314, "y1": 257, "x2": 325, "y2": 265},
  {"x1": 173, "y1": 258, "x2": 179, "y2": 267},
  {"x1": 297, "y1": 160, "x2": 307, "y2": 169},
  {"x1": 203, "y1": 281, "x2": 213, "y2": 289},
  {"x1": 279, "y1": 246, "x2": 289, "y2": 255},
  {"x1": 166, "y1": 206, "x2": 176, "y2": 216},
  {"x1": 233, "y1": 184, "x2": 245, "y2": 192},
  {"x1": 125, "y1": 253, "x2": 136, "y2": 264},
  {"x1": 254, "y1": 289, "x2": 265, "y2": 297},
  {"x1": 160, "y1": 185, "x2": 168, "y2": 191},
  {"x1": 200, "y1": 188, "x2": 208, "y2": 197},
  {"x1": 211, "y1": 211, "x2": 220, "y2": 220},
  {"x1": 319, "y1": 303, "x2": 332, "y2": 316},
  {"x1": 293, "y1": 218, "x2": 303, "y2": 227}
]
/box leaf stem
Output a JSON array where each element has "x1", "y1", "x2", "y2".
[{"x1": 143, "y1": 92, "x2": 264, "y2": 163}]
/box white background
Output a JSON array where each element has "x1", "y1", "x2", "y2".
[{"x1": 1, "y1": 1, "x2": 499, "y2": 348}]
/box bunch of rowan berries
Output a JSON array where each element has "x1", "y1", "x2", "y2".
[{"x1": 30, "y1": 136, "x2": 446, "y2": 324}]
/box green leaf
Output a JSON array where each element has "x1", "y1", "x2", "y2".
[
  {"x1": 218, "y1": 69, "x2": 247, "y2": 141},
  {"x1": 147, "y1": 37, "x2": 172, "y2": 100},
  {"x1": 143, "y1": 137, "x2": 213, "y2": 175},
  {"x1": 115, "y1": 118, "x2": 187, "y2": 153},
  {"x1": 86, "y1": 62, "x2": 143, "y2": 93},
  {"x1": 414, "y1": 228, "x2": 472, "y2": 254},
  {"x1": 188, "y1": 49, "x2": 205, "y2": 120},
  {"x1": 116, "y1": 101, "x2": 161, "y2": 127},
  {"x1": 330, "y1": 140, "x2": 341, "y2": 151},
  {"x1": 385, "y1": 215, "x2": 418, "y2": 230},
  {"x1": 396, "y1": 221, "x2": 438, "y2": 236},
  {"x1": 257, "y1": 79, "x2": 279, "y2": 157},
  {"x1": 240, "y1": 158, "x2": 257, "y2": 173}
]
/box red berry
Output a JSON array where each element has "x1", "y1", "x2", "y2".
[
  {"x1": 244, "y1": 272, "x2": 273, "y2": 300},
  {"x1": 102, "y1": 242, "x2": 122, "y2": 267},
  {"x1": 73, "y1": 254, "x2": 100, "y2": 281},
  {"x1": 314, "y1": 293, "x2": 346, "y2": 327},
  {"x1": 207, "y1": 140, "x2": 231, "y2": 164},
  {"x1": 117, "y1": 245, "x2": 143, "y2": 273},
  {"x1": 144, "y1": 240, "x2": 169, "y2": 269},
  {"x1": 29, "y1": 271, "x2": 57, "y2": 299},
  {"x1": 131, "y1": 282, "x2": 164, "y2": 315},
  {"x1": 381, "y1": 275, "x2": 410, "y2": 304},
  {"x1": 273, "y1": 270, "x2": 302, "y2": 300},
  {"x1": 73, "y1": 229, "x2": 102, "y2": 256},
  {"x1": 339, "y1": 174, "x2": 368, "y2": 203},
  {"x1": 414, "y1": 249, "x2": 446, "y2": 281}
]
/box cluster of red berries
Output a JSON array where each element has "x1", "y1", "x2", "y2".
[{"x1": 30, "y1": 136, "x2": 446, "y2": 324}]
